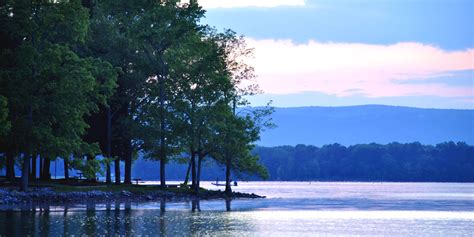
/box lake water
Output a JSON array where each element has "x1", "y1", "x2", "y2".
[{"x1": 1, "y1": 182, "x2": 473, "y2": 236}]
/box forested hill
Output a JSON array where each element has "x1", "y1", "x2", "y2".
[
  {"x1": 129, "y1": 142, "x2": 474, "y2": 182},
  {"x1": 257, "y1": 105, "x2": 474, "y2": 146}
]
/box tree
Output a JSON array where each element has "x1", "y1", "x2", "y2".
[
  {"x1": 211, "y1": 30, "x2": 273, "y2": 196},
  {"x1": 211, "y1": 109, "x2": 269, "y2": 196},
  {"x1": 0, "y1": 96, "x2": 9, "y2": 136},
  {"x1": 160, "y1": 28, "x2": 234, "y2": 192},
  {"x1": 0, "y1": 96, "x2": 12, "y2": 180},
  {"x1": 168, "y1": 29, "x2": 274, "y2": 194},
  {"x1": 132, "y1": 0, "x2": 204, "y2": 188},
  {"x1": 0, "y1": 0, "x2": 116, "y2": 190},
  {"x1": 80, "y1": 0, "x2": 138, "y2": 184}
]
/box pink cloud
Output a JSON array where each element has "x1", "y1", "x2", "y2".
[
  {"x1": 198, "y1": 0, "x2": 306, "y2": 9},
  {"x1": 246, "y1": 39, "x2": 474, "y2": 97}
]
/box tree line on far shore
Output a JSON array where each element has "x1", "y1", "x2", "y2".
[
  {"x1": 255, "y1": 142, "x2": 474, "y2": 182},
  {"x1": 0, "y1": 0, "x2": 273, "y2": 195},
  {"x1": 97, "y1": 141, "x2": 473, "y2": 182}
]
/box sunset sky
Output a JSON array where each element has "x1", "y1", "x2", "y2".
[{"x1": 200, "y1": 0, "x2": 474, "y2": 109}]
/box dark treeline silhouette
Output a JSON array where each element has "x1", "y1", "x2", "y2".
[
  {"x1": 125, "y1": 141, "x2": 474, "y2": 182},
  {"x1": 256, "y1": 142, "x2": 474, "y2": 182},
  {"x1": 9, "y1": 141, "x2": 472, "y2": 182}
]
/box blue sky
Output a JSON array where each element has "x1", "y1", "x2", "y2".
[{"x1": 200, "y1": 0, "x2": 474, "y2": 109}]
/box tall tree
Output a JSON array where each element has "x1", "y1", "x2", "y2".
[
  {"x1": 0, "y1": 0, "x2": 116, "y2": 190},
  {"x1": 211, "y1": 30, "x2": 274, "y2": 195},
  {"x1": 133, "y1": 0, "x2": 204, "y2": 188},
  {"x1": 80, "y1": 0, "x2": 135, "y2": 184},
  {"x1": 78, "y1": 0, "x2": 204, "y2": 186},
  {"x1": 162, "y1": 28, "x2": 236, "y2": 192}
]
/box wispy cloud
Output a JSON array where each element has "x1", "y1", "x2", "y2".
[
  {"x1": 197, "y1": 0, "x2": 306, "y2": 9},
  {"x1": 246, "y1": 39, "x2": 474, "y2": 98},
  {"x1": 246, "y1": 92, "x2": 474, "y2": 109}
]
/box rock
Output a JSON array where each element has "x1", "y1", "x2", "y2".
[{"x1": 0, "y1": 185, "x2": 265, "y2": 208}]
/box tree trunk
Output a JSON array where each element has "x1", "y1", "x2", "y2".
[
  {"x1": 114, "y1": 158, "x2": 120, "y2": 184},
  {"x1": 124, "y1": 140, "x2": 132, "y2": 184},
  {"x1": 159, "y1": 74, "x2": 166, "y2": 189},
  {"x1": 106, "y1": 163, "x2": 111, "y2": 184},
  {"x1": 160, "y1": 154, "x2": 166, "y2": 188},
  {"x1": 6, "y1": 152, "x2": 15, "y2": 182},
  {"x1": 30, "y1": 155, "x2": 36, "y2": 181},
  {"x1": 159, "y1": 130, "x2": 166, "y2": 188},
  {"x1": 41, "y1": 158, "x2": 51, "y2": 180},
  {"x1": 106, "y1": 106, "x2": 112, "y2": 184},
  {"x1": 191, "y1": 152, "x2": 197, "y2": 193},
  {"x1": 21, "y1": 155, "x2": 30, "y2": 191},
  {"x1": 226, "y1": 102, "x2": 237, "y2": 197},
  {"x1": 225, "y1": 154, "x2": 232, "y2": 196},
  {"x1": 197, "y1": 153, "x2": 204, "y2": 189},
  {"x1": 64, "y1": 159, "x2": 69, "y2": 180},
  {"x1": 183, "y1": 158, "x2": 192, "y2": 186}
]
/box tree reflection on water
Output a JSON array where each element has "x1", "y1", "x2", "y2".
[{"x1": 0, "y1": 199, "x2": 241, "y2": 236}]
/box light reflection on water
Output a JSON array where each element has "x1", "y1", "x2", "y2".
[
  {"x1": 1, "y1": 182, "x2": 474, "y2": 236},
  {"x1": 199, "y1": 181, "x2": 474, "y2": 200}
]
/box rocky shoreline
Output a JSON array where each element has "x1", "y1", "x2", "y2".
[{"x1": 0, "y1": 187, "x2": 264, "y2": 206}]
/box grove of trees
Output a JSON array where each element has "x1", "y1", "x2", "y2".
[
  {"x1": 0, "y1": 0, "x2": 272, "y2": 195},
  {"x1": 256, "y1": 142, "x2": 474, "y2": 182}
]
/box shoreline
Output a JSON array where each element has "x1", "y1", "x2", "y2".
[{"x1": 0, "y1": 185, "x2": 264, "y2": 209}]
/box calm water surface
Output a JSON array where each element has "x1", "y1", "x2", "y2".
[{"x1": 1, "y1": 182, "x2": 473, "y2": 236}]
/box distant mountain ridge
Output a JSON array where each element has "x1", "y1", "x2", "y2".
[{"x1": 258, "y1": 105, "x2": 474, "y2": 146}]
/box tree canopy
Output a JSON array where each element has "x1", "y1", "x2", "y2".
[
  {"x1": 255, "y1": 142, "x2": 474, "y2": 182},
  {"x1": 0, "y1": 0, "x2": 272, "y2": 193}
]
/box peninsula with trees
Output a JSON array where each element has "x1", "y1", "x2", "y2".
[{"x1": 0, "y1": 0, "x2": 273, "y2": 203}]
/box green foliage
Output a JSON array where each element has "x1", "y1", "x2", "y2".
[
  {"x1": 0, "y1": 96, "x2": 10, "y2": 136},
  {"x1": 208, "y1": 30, "x2": 274, "y2": 180},
  {"x1": 211, "y1": 111, "x2": 270, "y2": 179},
  {"x1": 161, "y1": 30, "x2": 229, "y2": 157},
  {"x1": 255, "y1": 142, "x2": 474, "y2": 182},
  {"x1": 135, "y1": 2, "x2": 205, "y2": 148},
  {"x1": 70, "y1": 156, "x2": 103, "y2": 179},
  {"x1": 0, "y1": 0, "x2": 273, "y2": 187},
  {"x1": 0, "y1": 0, "x2": 117, "y2": 188}
]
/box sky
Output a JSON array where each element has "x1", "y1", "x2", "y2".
[{"x1": 199, "y1": 0, "x2": 474, "y2": 109}]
